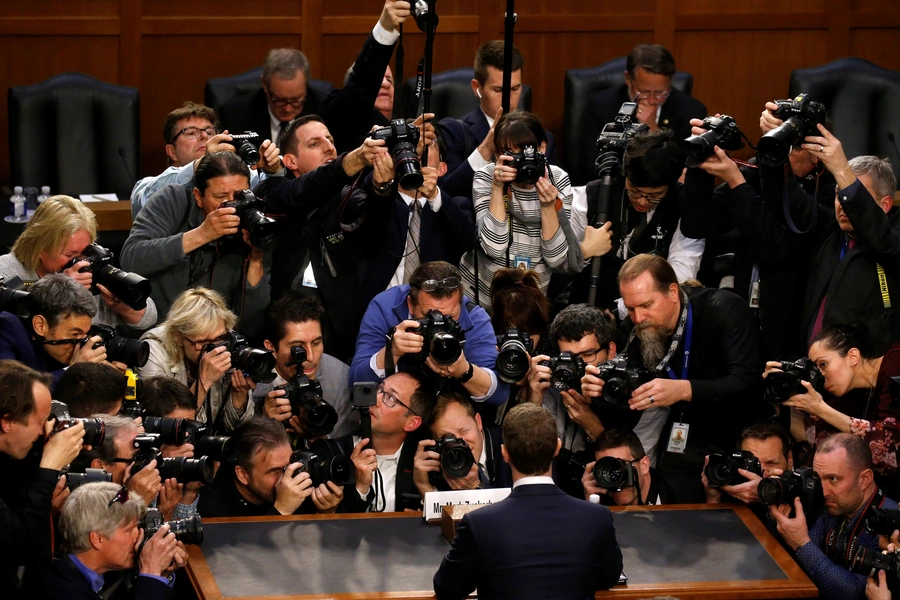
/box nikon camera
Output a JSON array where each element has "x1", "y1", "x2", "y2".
[
  {"x1": 274, "y1": 346, "x2": 338, "y2": 437},
  {"x1": 61, "y1": 243, "x2": 151, "y2": 310},
  {"x1": 704, "y1": 451, "x2": 762, "y2": 488},
  {"x1": 426, "y1": 434, "x2": 476, "y2": 480},
  {"x1": 204, "y1": 331, "x2": 277, "y2": 383},
  {"x1": 763, "y1": 358, "x2": 825, "y2": 404},
  {"x1": 219, "y1": 190, "x2": 279, "y2": 251},
  {"x1": 757, "y1": 93, "x2": 827, "y2": 166},
  {"x1": 88, "y1": 324, "x2": 150, "y2": 368},
  {"x1": 594, "y1": 355, "x2": 653, "y2": 406},
  {"x1": 505, "y1": 145, "x2": 547, "y2": 185},
  {"x1": 681, "y1": 115, "x2": 745, "y2": 168},
  {"x1": 409, "y1": 310, "x2": 465, "y2": 366}
]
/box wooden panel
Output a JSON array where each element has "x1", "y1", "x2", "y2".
[
  {"x1": 322, "y1": 0, "x2": 476, "y2": 16},
  {"x1": 0, "y1": 0, "x2": 119, "y2": 17},
  {"x1": 141, "y1": 0, "x2": 302, "y2": 17},
  {"x1": 850, "y1": 28, "x2": 900, "y2": 72},
  {"x1": 678, "y1": 0, "x2": 827, "y2": 12},
  {"x1": 851, "y1": 0, "x2": 900, "y2": 9},
  {"x1": 513, "y1": 0, "x2": 656, "y2": 13}
]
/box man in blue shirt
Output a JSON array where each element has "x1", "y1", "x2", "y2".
[{"x1": 770, "y1": 433, "x2": 898, "y2": 600}]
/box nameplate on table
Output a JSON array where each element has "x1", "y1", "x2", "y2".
[{"x1": 423, "y1": 487, "x2": 511, "y2": 522}]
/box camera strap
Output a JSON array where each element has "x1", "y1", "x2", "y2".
[
  {"x1": 781, "y1": 177, "x2": 818, "y2": 235},
  {"x1": 825, "y1": 487, "x2": 884, "y2": 567}
]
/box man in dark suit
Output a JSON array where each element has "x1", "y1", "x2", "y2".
[
  {"x1": 574, "y1": 44, "x2": 707, "y2": 185},
  {"x1": 438, "y1": 40, "x2": 558, "y2": 199},
  {"x1": 434, "y1": 403, "x2": 622, "y2": 600}
]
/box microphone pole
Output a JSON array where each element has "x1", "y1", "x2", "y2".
[
  {"x1": 501, "y1": 0, "x2": 516, "y2": 113},
  {"x1": 421, "y1": 0, "x2": 437, "y2": 165}
]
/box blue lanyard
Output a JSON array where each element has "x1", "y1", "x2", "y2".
[
  {"x1": 665, "y1": 302, "x2": 692, "y2": 380},
  {"x1": 839, "y1": 234, "x2": 851, "y2": 261}
]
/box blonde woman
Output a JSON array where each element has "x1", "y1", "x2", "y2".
[
  {"x1": 0, "y1": 195, "x2": 157, "y2": 330},
  {"x1": 139, "y1": 287, "x2": 255, "y2": 433}
]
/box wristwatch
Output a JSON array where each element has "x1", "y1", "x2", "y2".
[
  {"x1": 372, "y1": 178, "x2": 395, "y2": 195},
  {"x1": 457, "y1": 362, "x2": 475, "y2": 383}
]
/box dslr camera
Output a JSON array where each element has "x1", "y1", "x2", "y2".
[
  {"x1": 61, "y1": 243, "x2": 151, "y2": 310},
  {"x1": 851, "y1": 545, "x2": 900, "y2": 579},
  {"x1": 763, "y1": 357, "x2": 825, "y2": 404},
  {"x1": 64, "y1": 467, "x2": 112, "y2": 491},
  {"x1": 681, "y1": 115, "x2": 745, "y2": 168},
  {"x1": 704, "y1": 451, "x2": 762, "y2": 488},
  {"x1": 87, "y1": 324, "x2": 150, "y2": 368},
  {"x1": 205, "y1": 331, "x2": 277, "y2": 383},
  {"x1": 595, "y1": 102, "x2": 650, "y2": 177},
  {"x1": 504, "y1": 145, "x2": 547, "y2": 186},
  {"x1": 288, "y1": 439, "x2": 356, "y2": 487},
  {"x1": 540, "y1": 351, "x2": 587, "y2": 393},
  {"x1": 426, "y1": 434, "x2": 476, "y2": 479},
  {"x1": 864, "y1": 507, "x2": 900, "y2": 536},
  {"x1": 131, "y1": 443, "x2": 215, "y2": 485},
  {"x1": 50, "y1": 400, "x2": 105, "y2": 446},
  {"x1": 495, "y1": 328, "x2": 534, "y2": 384},
  {"x1": 141, "y1": 507, "x2": 203, "y2": 545},
  {"x1": 758, "y1": 468, "x2": 824, "y2": 513},
  {"x1": 0, "y1": 275, "x2": 29, "y2": 318},
  {"x1": 757, "y1": 93, "x2": 827, "y2": 167},
  {"x1": 370, "y1": 119, "x2": 423, "y2": 189},
  {"x1": 228, "y1": 132, "x2": 261, "y2": 166},
  {"x1": 219, "y1": 190, "x2": 279, "y2": 251},
  {"x1": 592, "y1": 456, "x2": 637, "y2": 491},
  {"x1": 594, "y1": 355, "x2": 653, "y2": 406},
  {"x1": 274, "y1": 346, "x2": 338, "y2": 437},
  {"x1": 142, "y1": 417, "x2": 237, "y2": 463},
  {"x1": 409, "y1": 310, "x2": 465, "y2": 366}
]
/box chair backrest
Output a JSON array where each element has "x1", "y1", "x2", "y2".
[
  {"x1": 398, "y1": 66, "x2": 532, "y2": 120},
  {"x1": 563, "y1": 56, "x2": 693, "y2": 176},
  {"x1": 204, "y1": 66, "x2": 335, "y2": 116},
  {"x1": 789, "y1": 57, "x2": 900, "y2": 187},
  {"x1": 8, "y1": 72, "x2": 140, "y2": 199}
]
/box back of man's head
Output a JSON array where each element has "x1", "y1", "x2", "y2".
[
  {"x1": 408, "y1": 261, "x2": 462, "y2": 305},
  {"x1": 501, "y1": 404, "x2": 558, "y2": 476},
  {"x1": 163, "y1": 101, "x2": 219, "y2": 145},
  {"x1": 848, "y1": 155, "x2": 896, "y2": 202},
  {"x1": 263, "y1": 48, "x2": 310, "y2": 86},
  {"x1": 624, "y1": 129, "x2": 684, "y2": 188},
  {"x1": 233, "y1": 417, "x2": 291, "y2": 475},
  {"x1": 549, "y1": 303, "x2": 615, "y2": 349},
  {"x1": 140, "y1": 377, "x2": 197, "y2": 418},
  {"x1": 55, "y1": 362, "x2": 124, "y2": 418},
  {"x1": 27, "y1": 273, "x2": 96, "y2": 327},
  {"x1": 818, "y1": 432, "x2": 872, "y2": 475},
  {"x1": 618, "y1": 254, "x2": 679, "y2": 294},
  {"x1": 264, "y1": 290, "x2": 325, "y2": 347},
  {"x1": 626, "y1": 44, "x2": 676, "y2": 77},
  {"x1": 474, "y1": 40, "x2": 524, "y2": 86},
  {"x1": 0, "y1": 359, "x2": 52, "y2": 425},
  {"x1": 60, "y1": 482, "x2": 144, "y2": 555},
  {"x1": 593, "y1": 428, "x2": 645, "y2": 461}
]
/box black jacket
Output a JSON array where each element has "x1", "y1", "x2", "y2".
[
  {"x1": 197, "y1": 466, "x2": 316, "y2": 518},
  {"x1": 27, "y1": 555, "x2": 173, "y2": 600},
  {"x1": 219, "y1": 87, "x2": 323, "y2": 143}
]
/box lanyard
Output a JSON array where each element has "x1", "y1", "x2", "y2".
[
  {"x1": 665, "y1": 302, "x2": 692, "y2": 381},
  {"x1": 825, "y1": 488, "x2": 884, "y2": 566},
  {"x1": 839, "y1": 234, "x2": 851, "y2": 261}
]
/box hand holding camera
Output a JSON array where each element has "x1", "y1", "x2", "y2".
[
  {"x1": 561, "y1": 389, "x2": 603, "y2": 439},
  {"x1": 274, "y1": 461, "x2": 313, "y2": 515},
  {"x1": 526, "y1": 354, "x2": 552, "y2": 403},
  {"x1": 40, "y1": 419, "x2": 85, "y2": 471},
  {"x1": 62, "y1": 260, "x2": 93, "y2": 289},
  {"x1": 229, "y1": 369, "x2": 255, "y2": 412},
  {"x1": 157, "y1": 478, "x2": 185, "y2": 521},
  {"x1": 413, "y1": 439, "x2": 441, "y2": 496},
  {"x1": 759, "y1": 102, "x2": 784, "y2": 134},
  {"x1": 126, "y1": 459, "x2": 163, "y2": 505},
  {"x1": 390, "y1": 319, "x2": 425, "y2": 363},
  {"x1": 198, "y1": 345, "x2": 232, "y2": 392},
  {"x1": 350, "y1": 437, "x2": 377, "y2": 496},
  {"x1": 138, "y1": 523, "x2": 179, "y2": 577},
  {"x1": 801, "y1": 123, "x2": 856, "y2": 188},
  {"x1": 628, "y1": 379, "x2": 691, "y2": 411},
  {"x1": 769, "y1": 496, "x2": 812, "y2": 552},
  {"x1": 310, "y1": 481, "x2": 344, "y2": 513},
  {"x1": 535, "y1": 169, "x2": 560, "y2": 208},
  {"x1": 69, "y1": 335, "x2": 108, "y2": 365},
  {"x1": 492, "y1": 153, "x2": 516, "y2": 188},
  {"x1": 581, "y1": 460, "x2": 605, "y2": 500},
  {"x1": 687, "y1": 117, "x2": 746, "y2": 188},
  {"x1": 418, "y1": 166, "x2": 440, "y2": 201},
  {"x1": 371, "y1": 150, "x2": 395, "y2": 187},
  {"x1": 264, "y1": 388, "x2": 292, "y2": 421},
  {"x1": 198, "y1": 205, "x2": 241, "y2": 244}
]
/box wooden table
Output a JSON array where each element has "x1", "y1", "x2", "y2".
[
  {"x1": 184, "y1": 504, "x2": 817, "y2": 600},
  {"x1": 86, "y1": 200, "x2": 132, "y2": 231}
]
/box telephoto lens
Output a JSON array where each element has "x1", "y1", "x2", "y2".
[
  {"x1": 141, "y1": 508, "x2": 204, "y2": 545},
  {"x1": 850, "y1": 545, "x2": 900, "y2": 578},
  {"x1": 50, "y1": 400, "x2": 106, "y2": 446},
  {"x1": 158, "y1": 456, "x2": 215, "y2": 485},
  {"x1": 142, "y1": 416, "x2": 194, "y2": 446},
  {"x1": 193, "y1": 435, "x2": 238, "y2": 463},
  {"x1": 65, "y1": 468, "x2": 113, "y2": 491}
]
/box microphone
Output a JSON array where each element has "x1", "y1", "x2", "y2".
[
  {"x1": 887, "y1": 132, "x2": 900, "y2": 167},
  {"x1": 118, "y1": 147, "x2": 136, "y2": 188}
]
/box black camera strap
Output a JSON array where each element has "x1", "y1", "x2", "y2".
[
  {"x1": 781, "y1": 174, "x2": 819, "y2": 235},
  {"x1": 825, "y1": 487, "x2": 885, "y2": 567}
]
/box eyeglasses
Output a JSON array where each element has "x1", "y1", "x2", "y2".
[
  {"x1": 573, "y1": 348, "x2": 604, "y2": 363},
  {"x1": 105, "y1": 457, "x2": 135, "y2": 465},
  {"x1": 625, "y1": 186, "x2": 668, "y2": 205},
  {"x1": 413, "y1": 276, "x2": 460, "y2": 293},
  {"x1": 171, "y1": 126, "x2": 218, "y2": 143},
  {"x1": 266, "y1": 90, "x2": 306, "y2": 108},
  {"x1": 182, "y1": 333, "x2": 227, "y2": 350},
  {"x1": 377, "y1": 382, "x2": 419, "y2": 417},
  {"x1": 107, "y1": 486, "x2": 129, "y2": 507},
  {"x1": 42, "y1": 336, "x2": 90, "y2": 346},
  {"x1": 633, "y1": 90, "x2": 670, "y2": 102}
]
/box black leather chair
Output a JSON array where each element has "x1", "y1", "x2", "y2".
[
  {"x1": 398, "y1": 66, "x2": 532, "y2": 120},
  {"x1": 789, "y1": 57, "x2": 900, "y2": 186},
  {"x1": 204, "y1": 66, "x2": 335, "y2": 116},
  {"x1": 563, "y1": 57, "x2": 694, "y2": 176},
  {"x1": 8, "y1": 73, "x2": 140, "y2": 199}
]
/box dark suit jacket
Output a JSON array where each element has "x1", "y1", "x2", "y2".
[
  {"x1": 28, "y1": 555, "x2": 173, "y2": 600},
  {"x1": 439, "y1": 107, "x2": 558, "y2": 199},
  {"x1": 219, "y1": 87, "x2": 323, "y2": 142},
  {"x1": 0, "y1": 312, "x2": 66, "y2": 388},
  {"x1": 574, "y1": 85, "x2": 707, "y2": 185},
  {"x1": 433, "y1": 482, "x2": 622, "y2": 600}
]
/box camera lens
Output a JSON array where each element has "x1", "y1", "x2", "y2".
[
  {"x1": 496, "y1": 342, "x2": 530, "y2": 384},
  {"x1": 303, "y1": 402, "x2": 339, "y2": 437},
  {"x1": 602, "y1": 377, "x2": 631, "y2": 406},
  {"x1": 757, "y1": 475, "x2": 789, "y2": 506},
  {"x1": 169, "y1": 514, "x2": 204, "y2": 545},
  {"x1": 326, "y1": 455, "x2": 356, "y2": 486},
  {"x1": 757, "y1": 118, "x2": 803, "y2": 167},
  {"x1": 105, "y1": 335, "x2": 150, "y2": 368},
  {"x1": 593, "y1": 456, "x2": 631, "y2": 490},
  {"x1": 193, "y1": 435, "x2": 238, "y2": 463},
  {"x1": 235, "y1": 141, "x2": 261, "y2": 166},
  {"x1": 763, "y1": 370, "x2": 806, "y2": 404},
  {"x1": 705, "y1": 455, "x2": 737, "y2": 488},
  {"x1": 865, "y1": 507, "x2": 900, "y2": 536},
  {"x1": 232, "y1": 346, "x2": 277, "y2": 383},
  {"x1": 442, "y1": 444, "x2": 475, "y2": 478},
  {"x1": 680, "y1": 131, "x2": 720, "y2": 168},
  {"x1": 94, "y1": 265, "x2": 152, "y2": 311},
  {"x1": 551, "y1": 365, "x2": 578, "y2": 391},
  {"x1": 429, "y1": 332, "x2": 462, "y2": 366},
  {"x1": 65, "y1": 468, "x2": 113, "y2": 491},
  {"x1": 159, "y1": 456, "x2": 214, "y2": 485},
  {"x1": 392, "y1": 142, "x2": 424, "y2": 189},
  {"x1": 143, "y1": 417, "x2": 190, "y2": 446},
  {"x1": 81, "y1": 418, "x2": 106, "y2": 446}
]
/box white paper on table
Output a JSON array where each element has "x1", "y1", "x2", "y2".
[{"x1": 79, "y1": 194, "x2": 119, "y2": 203}]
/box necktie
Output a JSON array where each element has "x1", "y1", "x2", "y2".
[
  {"x1": 403, "y1": 201, "x2": 422, "y2": 284},
  {"x1": 277, "y1": 120, "x2": 289, "y2": 144}
]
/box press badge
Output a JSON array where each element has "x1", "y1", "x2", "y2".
[
  {"x1": 749, "y1": 281, "x2": 760, "y2": 308},
  {"x1": 514, "y1": 256, "x2": 531, "y2": 270},
  {"x1": 666, "y1": 422, "x2": 689, "y2": 454},
  {"x1": 301, "y1": 263, "x2": 318, "y2": 289}
]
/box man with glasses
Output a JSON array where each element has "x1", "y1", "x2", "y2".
[
  {"x1": 350, "y1": 261, "x2": 508, "y2": 406},
  {"x1": 574, "y1": 43, "x2": 707, "y2": 185},
  {"x1": 581, "y1": 428, "x2": 675, "y2": 506}
]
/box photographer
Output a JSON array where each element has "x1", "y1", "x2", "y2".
[
  {"x1": 198, "y1": 417, "x2": 342, "y2": 516},
  {"x1": 350, "y1": 261, "x2": 507, "y2": 406},
  {"x1": 581, "y1": 428, "x2": 675, "y2": 506},
  {"x1": 413, "y1": 391, "x2": 509, "y2": 498},
  {"x1": 30, "y1": 482, "x2": 187, "y2": 599},
  {"x1": 0, "y1": 361, "x2": 85, "y2": 594},
  {"x1": 0, "y1": 274, "x2": 111, "y2": 384},
  {"x1": 55, "y1": 362, "x2": 126, "y2": 417},
  {"x1": 138, "y1": 288, "x2": 255, "y2": 434},
  {"x1": 458, "y1": 110, "x2": 582, "y2": 308},
  {"x1": 581, "y1": 255, "x2": 766, "y2": 502},
  {"x1": 770, "y1": 433, "x2": 897, "y2": 600},
  {"x1": 122, "y1": 151, "x2": 271, "y2": 337},
  {"x1": 0, "y1": 195, "x2": 157, "y2": 332},
  {"x1": 255, "y1": 292, "x2": 356, "y2": 440}
]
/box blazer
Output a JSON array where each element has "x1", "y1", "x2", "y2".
[
  {"x1": 433, "y1": 482, "x2": 623, "y2": 600},
  {"x1": 28, "y1": 555, "x2": 174, "y2": 600},
  {"x1": 0, "y1": 312, "x2": 66, "y2": 387},
  {"x1": 219, "y1": 87, "x2": 322, "y2": 143}
]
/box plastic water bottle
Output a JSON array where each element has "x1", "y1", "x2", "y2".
[
  {"x1": 589, "y1": 494, "x2": 600, "y2": 504},
  {"x1": 23, "y1": 186, "x2": 38, "y2": 219},
  {"x1": 5, "y1": 186, "x2": 27, "y2": 223},
  {"x1": 37, "y1": 186, "x2": 50, "y2": 206}
]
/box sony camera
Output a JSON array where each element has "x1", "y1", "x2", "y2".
[
  {"x1": 229, "y1": 131, "x2": 261, "y2": 166},
  {"x1": 495, "y1": 328, "x2": 534, "y2": 384},
  {"x1": 540, "y1": 351, "x2": 587, "y2": 393},
  {"x1": 370, "y1": 118, "x2": 423, "y2": 189},
  {"x1": 289, "y1": 439, "x2": 356, "y2": 487},
  {"x1": 410, "y1": 310, "x2": 465, "y2": 366},
  {"x1": 274, "y1": 346, "x2": 338, "y2": 437},
  {"x1": 141, "y1": 507, "x2": 204, "y2": 545},
  {"x1": 219, "y1": 190, "x2": 279, "y2": 251},
  {"x1": 505, "y1": 145, "x2": 547, "y2": 186},
  {"x1": 50, "y1": 400, "x2": 105, "y2": 446},
  {"x1": 594, "y1": 355, "x2": 653, "y2": 406},
  {"x1": 0, "y1": 275, "x2": 29, "y2": 318},
  {"x1": 131, "y1": 447, "x2": 215, "y2": 485},
  {"x1": 595, "y1": 102, "x2": 650, "y2": 177},
  {"x1": 61, "y1": 243, "x2": 151, "y2": 310},
  {"x1": 704, "y1": 450, "x2": 762, "y2": 488},
  {"x1": 205, "y1": 331, "x2": 277, "y2": 383},
  {"x1": 593, "y1": 456, "x2": 637, "y2": 491},
  {"x1": 763, "y1": 357, "x2": 825, "y2": 404},
  {"x1": 87, "y1": 324, "x2": 150, "y2": 368},
  {"x1": 681, "y1": 115, "x2": 745, "y2": 168},
  {"x1": 142, "y1": 417, "x2": 237, "y2": 463},
  {"x1": 757, "y1": 93, "x2": 827, "y2": 166},
  {"x1": 426, "y1": 434, "x2": 476, "y2": 479},
  {"x1": 758, "y1": 468, "x2": 824, "y2": 513},
  {"x1": 65, "y1": 468, "x2": 112, "y2": 491}
]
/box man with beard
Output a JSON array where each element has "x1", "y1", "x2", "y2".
[{"x1": 582, "y1": 254, "x2": 766, "y2": 502}]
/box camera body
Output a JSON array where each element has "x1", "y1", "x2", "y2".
[
  {"x1": 592, "y1": 456, "x2": 637, "y2": 491},
  {"x1": 229, "y1": 132, "x2": 261, "y2": 166},
  {"x1": 142, "y1": 417, "x2": 237, "y2": 462},
  {"x1": 205, "y1": 331, "x2": 277, "y2": 383},
  {"x1": 61, "y1": 243, "x2": 151, "y2": 310},
  {"x1": 141, "y1": 507, "x2": 204, "y2": 545},
  {"x1": 65, "y1": 468, "x2": 112, "y2": 491},
  {"x1": 704, "y1": 450, "x2": 762, "y2": 488},
  {"x1": 594, "y1": 355, "x2": 653, "y2": 406},
  {"x1": 88, "y1": 324, "x2": 150, "y2": 368},
  {"x1": 540, "y1": 351, "x2": 587, "y2": 393},
  {"x1": 758, "y1": 468, "x2": 824, "y2": 513},
  {"x1": 595, "y1": 102, "x2": 650, "y2": 177},
  {"x1": 505, "y1": 145, "x2": 547, "y2": 186},
  {"x1": 409, "y1": 310, "x2": 465, "y2": 366},
  {"x1": 426, "y1": 434, "x2": 475, "y2": 479},
  {"x1": 495, "y1": 328, "x2": 534, "y2": 384},
  {"x1": 370, "y1": 119, "x2": 423, "y2": 189},
  {"x1": 289, "y1": 439, "x2": 356, "y2": 487},
  {"x1": 218, "y1": 190, "x2": 279, "y2": 251},
  {"x1": 50, "y1": 400, "x2": 105, "y2": 446},
  {"x1": 0, "y1": 275, "x2": 30, "y2": 318},
  {"x1": 763, "y1": 357, "x2": 825, "y2": 404},
  {"x1": 681, "y1": 115, "x2": 745, "y2": 168},
  {"x1": 275, "y1": 346, "x2": 338, "y2": 437},
  {"x1": 131, "y1": 448, "x2": 215, "y2": 485},
  {"x1": 757, "y1": 93, "x2": 827, "y2": 166}
]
